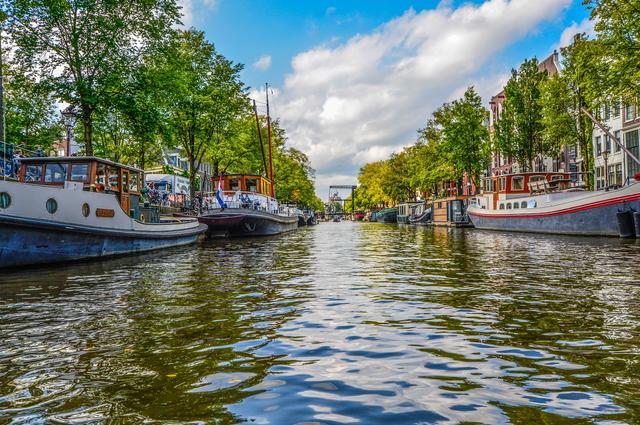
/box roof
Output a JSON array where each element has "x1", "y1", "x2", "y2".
[{"x1": 19, "y1": 156, "x2": 143, "y2": 173}]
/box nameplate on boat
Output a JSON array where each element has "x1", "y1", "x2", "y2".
[{"x1": 96, "y1": 208, "x2": 115, "y2": 218}]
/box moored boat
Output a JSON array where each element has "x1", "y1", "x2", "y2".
[
  {"x1": 467, "y1": 172, "x2": 640, "y2": 236},
  {"x1": 196, "y1": 174, "x2": 297, "y2": 237},
  {"x1": 377, "y1": 208, "x2": 399, "y2": 223},
  {"x1": 0, "y1": 156, "x2": 207, "y2": 269}
]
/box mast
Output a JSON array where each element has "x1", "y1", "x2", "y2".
[
  {"x1": 252, "y1": 99, "x2": 268, "y2": 178},
  {"x1": 265, "y1": 83, "x2": 275, "y2": 198},
  {"x1": 0, "y1": 24, "x2": 5, "y2": 181}
]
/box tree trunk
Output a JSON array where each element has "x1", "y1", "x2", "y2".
[
  {"x1": 189, "y1": 155, "x2": 196, "y2": 201},
  {"x1": 82, "y1": 107, "x2": 93, "y2": 156}
]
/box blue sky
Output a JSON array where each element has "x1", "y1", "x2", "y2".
[{"x1": 182, "y1": 0, "x2": 594, "y2": 196}]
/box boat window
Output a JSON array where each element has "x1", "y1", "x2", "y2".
[
  {"x1": 499, "y1": 177, "x2": 506, "y2": 191},
  {"x1": 70, "y1": 163, "x2": 89, "y2": 182},
  {"x1": 230, "y1": 178, "x2": 240, "y2": 191},
  {"x1": 82, "y1": 203, "x2": 90, "y2": 217},
  {"x1": 499, "y1": 203, "x2": 505, "y2": 210},
  {"x1": 0, "y1": 192, "x2": 10, "y2": 209},
  {"x1": 107, "y1": 167, "x2": 119, "y2": 191},
  {"x1": 527, "y1": 200, "x2": 537, "y2": 208},
  {"x1": 551, "y1": 175, "x2": 563, "y2": 181},
  {"x1": 506, "y1": 203, "x2": 512, "y2": 209},
  {"x1": 246, "y1": 178, "x2": 258, "y2": 192},
  {"x1": 529, "y1": 175, "x2": 545, "y2": 183},
  {"x1": 122, "y1": 172, "x2": 129, "y2": 193},
  {"x1": 46, "y1": 198, "x2": 58, "y2": 214},
  {"x1": 521, "y1": 201, "x2": 527, "y2": 209},
  {"x1": 129, "y1": 173, "x2": 139, "y2": 192},
  {"x1": 513, "y1": 202, "x2": 519, "y2": 209},
  {"x1": 95, "y1": 163, "x2": 107, "y2": 189},
  {"x1": 511, "y1": 176, "x2": 524, "y2": 191},
  {"x1": 44, "y1": 163, "x2": 68, "y2": 183},
  {"x1": 25, "y1": 164, "x2": 43, "y2": 183}
]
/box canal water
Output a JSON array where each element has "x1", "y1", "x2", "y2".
[{"x1": 1, "y1": 222, "x2": 639, "y2": 424}]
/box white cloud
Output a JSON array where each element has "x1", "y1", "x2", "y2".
[
  {"x1": 326, "y1": 6, "x2": 337, "y2": 16},
  {"x1": 269, "y1": 0, "x2": 572, "y2": 195},
  {"x1": 253, "y1": 54, "x2": 273, "y2": 71},
  {"x1": 558, "y1": 17, "x2": 596, "y2": 49},
  {"x1": 178, "y1": 0, "x2": 218, "y2": 27}
]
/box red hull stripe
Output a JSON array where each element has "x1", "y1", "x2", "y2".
[{"x1": 469, "y1": 193, "x2": 640, "y2": 219}]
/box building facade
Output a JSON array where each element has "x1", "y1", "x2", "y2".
[
  {"x1": 487, "y1": 51, "x2": 578, "y2": 179},
  {"x1": 592, "y1": 101, "x2": 640, "y2": 189}
]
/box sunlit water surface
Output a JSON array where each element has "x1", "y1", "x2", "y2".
[{"x1": 1, "y1": 222, "x2": 640, "y2": 424}]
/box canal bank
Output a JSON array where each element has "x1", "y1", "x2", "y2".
[{"x1": 1, "y1": 222, "x2": 639, "y2": 424}]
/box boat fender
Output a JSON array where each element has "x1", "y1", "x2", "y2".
[
  {"x1": 616, "y1": 211, "x2": 636, "y2": 239},
  {"x1": 633, "y1": 212, "x2": 640, "y2": 239}
]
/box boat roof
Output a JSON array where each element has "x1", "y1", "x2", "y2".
[
  {"x1": 492, "y1": 171, "x2": 568, "y2": 177},
  {"x1": 19, "y1": 156, "x2": 143, "y2": 173},
  {"x1": 219, "y1": 173, "x2": 269, "y2": 179}
]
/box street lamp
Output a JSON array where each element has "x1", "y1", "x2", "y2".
[
  {"x1": 61, "y1": 106, "x2": 77, "y2": 156},
  {"x1": 603, "y1": 149, "x2": 609, "y2": 190}
]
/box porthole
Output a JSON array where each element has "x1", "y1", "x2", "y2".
[
  {"x1": 46, "y1": 198, "x2": 58, "y2": 214},
  {"x1": 0, "y1": 192, "x2": 10, "y2": 209},
  {"x1": 82, "y1": 203, "x2": 90, "y2": 217}
]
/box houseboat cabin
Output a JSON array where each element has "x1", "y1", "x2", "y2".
[
  {"x1": 478, "y1": 172, "x2": 573, "y2": 211},
  {"x1": 18, "y1": 156, "x2": 144, "y2": 219},
  {"x1": 397, "y1": 202, "x2": 426, "y2": 223},
  {"x1": 215, "y1": 174, "x2": 273, "y2": 196}
]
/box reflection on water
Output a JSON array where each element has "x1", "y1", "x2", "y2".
[{"x1": 1, "y1": 222, "x2": 640, "y2": 424}]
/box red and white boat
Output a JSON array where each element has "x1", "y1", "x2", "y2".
[{"x1": 467, "y1": 172, "x2": 640, "y2": 236}]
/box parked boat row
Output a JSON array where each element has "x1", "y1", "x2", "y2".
[{"x1": 380, "y1": 171, "x2": 640, "y2": 238}]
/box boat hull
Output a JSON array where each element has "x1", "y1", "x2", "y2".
[
  {"x1": 0, "y1": 218, "x2": 206, "y2": 268},
  {"x1": 468, "y1": 191, "x2": 640, "y2": 236},
  {"x1": 198, "y1": 209, "x2": 298, "y2": 237}
]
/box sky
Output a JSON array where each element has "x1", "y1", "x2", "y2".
[{"x1": 179, "y1": 0, "x2": 594, "y2": 199}]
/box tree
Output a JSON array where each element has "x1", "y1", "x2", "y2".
[
  {"x1": 4, "y1": 67, "x2": 61, "y2": 151},
  {"x1": 439, "y1": 87, "x2": 489, "y2": 186},
  {"x1": 495, "y1": 58, "x2": 549, "y2": 171},
  {"x1": 583, "y1": 0, "x2": 640, "y2": 102},
  {"x1": 162, "y1": 30, "x2": 247, "y2": 199},
  {"x1": 6, "y1": 0, "x2": 180, "y2": 155},
  {"x1": 539, "y1": 39, "x2": 595, "y2": 189}
]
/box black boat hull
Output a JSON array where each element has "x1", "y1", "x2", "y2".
[{"x1": 199, "y1": 209, "x2": 298, "y2": 237}]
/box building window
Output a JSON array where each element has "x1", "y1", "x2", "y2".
[
  {"x1": 612, "y1": 100, "x2": 621, "y2": 118},
  {"x1": 605, "y1": 103, "x2": 611, "y2": 120},
  {"x1": 615, "y1": 163, "x2": 623, "y2": 186},
  {"x1": 614, "y1": 130, "x2": 622, "y2": 152},
  {"x1": 608, "y1": 165, "x2": 615, "y2": 188},
  {"x1": 499, "y1": 177, "x2": 506, "y2": 191},
  {"x1": 605, "y1": 135, "x2": 611, "y2": 153},
  {"x1": 511, "y1": 176, "x2": 524, "y2": 191},
  {"x1": 595, "y1": 136, "x2": 602, "y2": 156},
  {"x1": 625, "y1": 130, "x2": 640, "y2": 180},
  {"x1": 625, "y1": 104, "x2": 635, "y2": 122}
]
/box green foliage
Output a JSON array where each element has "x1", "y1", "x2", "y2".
[
  {"x1": 6, "y1": 0, "x2": 180, "y2": 155},
  {"x1": 159, "y1": 29, "x2": 248, "y2": 199},
  {"x1": 495, "y1": 58, "x2": 549, "y2": 171},
  {"x1": 439, "y1": 87, "x2": 489, "y2": 183},
  {"x1": 4, "y1": 64, "x2": 62, "y2": 151},
  {"x1": 583, "y1": 0, "x2": 640, "y2": 102}
]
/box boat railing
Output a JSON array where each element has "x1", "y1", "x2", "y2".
[{"x1": 197, "y1": 191, "x2": 295, "y2": 217}]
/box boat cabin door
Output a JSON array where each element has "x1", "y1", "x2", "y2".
[{"x1": 120, "y1": 169, "x2": 130, "y2": 216}]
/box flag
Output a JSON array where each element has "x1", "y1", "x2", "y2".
[{"x1": 215, "y1": 175, "x2": 227, "y2": 209}]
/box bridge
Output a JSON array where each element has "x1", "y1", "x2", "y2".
[{"x1": 328, "y1": 185, "x2": 357, "y2": 215}]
